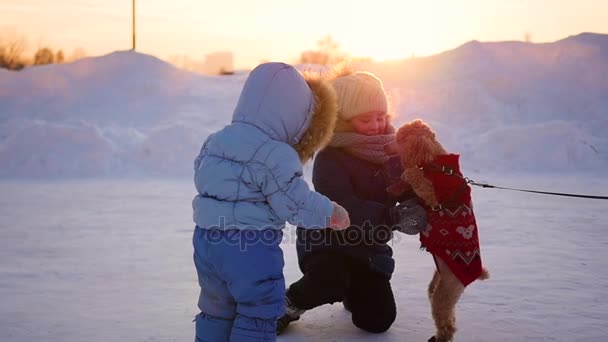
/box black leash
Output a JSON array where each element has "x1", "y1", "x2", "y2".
[
  {"x1": 422, "y1": 164, "x2": 608, "y2": 200},
  {"x1": 466, "y1": 180, "x2": 608, "y2": 200}
]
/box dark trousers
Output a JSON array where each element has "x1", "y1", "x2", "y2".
[{"x1": 287, "y1": 251, "x2": 396, "y2": 333}]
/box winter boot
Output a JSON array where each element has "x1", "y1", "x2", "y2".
[{"x1": 277, "y1": 294, "x2": 306, "y2": 335}]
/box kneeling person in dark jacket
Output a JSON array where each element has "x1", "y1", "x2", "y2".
[{"x1": 278, "y1": 70, "x2": 427, "y2": 334}]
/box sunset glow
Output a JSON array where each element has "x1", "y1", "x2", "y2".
[{"x1": 1, "y1": 0, "x2": 607, "y2": 68}]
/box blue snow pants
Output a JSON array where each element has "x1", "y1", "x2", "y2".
[{"x1": 192, "y1": 227, "x2": 285, "y2": 341}]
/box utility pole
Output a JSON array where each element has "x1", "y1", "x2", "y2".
[{"x1": 132, "y1": 0, "x2": 136, "y2": 50}]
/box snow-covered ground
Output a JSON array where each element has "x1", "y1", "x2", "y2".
[
  {"x1": 1, "y1": 32, "x2": 608, "y2": 341},
  {"x1": 0, "y1": 176, "x2": 607, "y2": 342}
]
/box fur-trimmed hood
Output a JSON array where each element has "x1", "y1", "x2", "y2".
[
  {"x1": 231, "y1": 62, "x2": 338, "y2": 163},
  {"x1": 293, "y1": 71, "x2": 338, "y2": 162}
]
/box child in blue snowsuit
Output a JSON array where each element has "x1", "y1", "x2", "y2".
[{"x1": 192, "y1": 62, "x2": 349, "y2": 341}]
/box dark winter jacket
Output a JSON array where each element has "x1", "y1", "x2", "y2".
[{"x1": 296, "y1": 146, "x2": 416, "y2": 279}]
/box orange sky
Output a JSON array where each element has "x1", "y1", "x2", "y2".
[{"x1": 1, "y1": 0, "x2": 608, "y2": 68}]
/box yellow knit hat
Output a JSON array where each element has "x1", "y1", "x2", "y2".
[{"x1": 331, "y1": 72, "x2": 388, "y2": 121}]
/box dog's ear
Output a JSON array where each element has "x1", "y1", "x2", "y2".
[{"x1": 403, "y1": 167, "x2": 439, "y2": 207}]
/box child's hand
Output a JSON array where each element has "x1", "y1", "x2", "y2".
[{"x1": 329, "y1": 202, "x2": 350, "y2": 230}]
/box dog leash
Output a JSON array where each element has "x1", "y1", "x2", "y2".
[
  {"x1": 423, "y1": 164, "x2": 608, "y2": 200},
  {"x1": 466, "y1": 180, "x2": 608, "y2": 200}
]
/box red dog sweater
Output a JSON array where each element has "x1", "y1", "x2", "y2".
[{"x1": 419, "y1": 154, "x2": 483, "y2": 287}]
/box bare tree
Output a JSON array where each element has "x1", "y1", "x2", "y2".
[
  {"x1": 34, "y1": 47, "x2": 55, "y2": 65},
  {"x1": 56, "y1": 50, "x2": 65, "y2": 63},
  {"x1": 0, "y1": 32, "x2": 28, "y2": 70},
  {"x1": 300, "y1": 35, "x2": 346, "y2": 65}
]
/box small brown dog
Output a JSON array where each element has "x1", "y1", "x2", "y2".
[{"x1": 386, "y1": 119, "x2": 489, "y2": 342}]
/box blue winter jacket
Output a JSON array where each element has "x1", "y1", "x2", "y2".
[{"x1": 193, "y1": 63, "x2": 337, "y2": 230}]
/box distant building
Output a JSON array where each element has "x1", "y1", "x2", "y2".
[{"x1": 203, "y1": 52, "x2": 234, "y2": 75}]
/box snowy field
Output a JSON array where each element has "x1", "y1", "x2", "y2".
[{"x1": 0, "y1": 175, "x2": 607, "y2": 342}]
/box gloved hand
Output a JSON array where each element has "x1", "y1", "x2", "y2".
[
  {"x1": 329, "y1": 202, "x2": 351, "y2": 230},
  {"x1": 387, "y1": 198, "x2": 427, "y2": 235}
]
